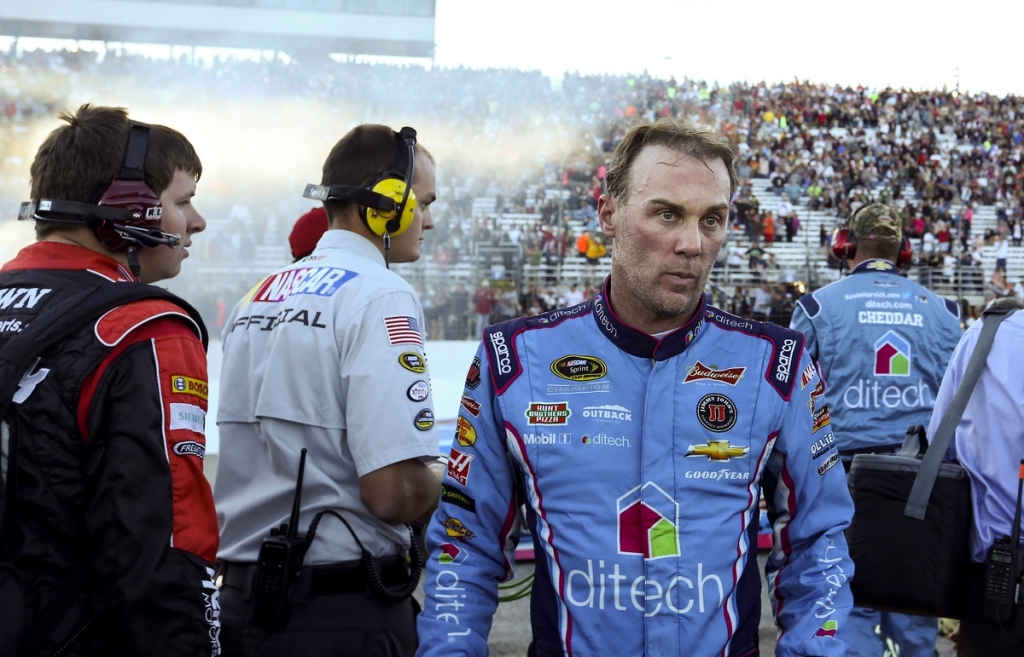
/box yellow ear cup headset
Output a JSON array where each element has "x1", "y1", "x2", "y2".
[{"x1": 303, "y1": 126, "x2": 418, "y2": 238}]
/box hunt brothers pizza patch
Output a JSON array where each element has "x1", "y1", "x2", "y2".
[{"x1": 525, "y1": 402, "x2": 571, "y2": 425}]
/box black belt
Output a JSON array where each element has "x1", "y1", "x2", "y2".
[{"x1": 220, "y1": 557, "x2": 410, "y2": 596}]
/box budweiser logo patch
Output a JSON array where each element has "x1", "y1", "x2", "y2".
[{"x1": 683, "y1": 361, "x2": 746, "y2": 386}]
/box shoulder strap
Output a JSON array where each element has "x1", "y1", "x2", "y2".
[{"x1": 904, "y1": 306, "x2": 1018, "y2": 519}]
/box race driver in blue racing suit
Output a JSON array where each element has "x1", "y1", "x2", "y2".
[{"x1": 417, "y1": 119, "x2": 855, "y2": 657}]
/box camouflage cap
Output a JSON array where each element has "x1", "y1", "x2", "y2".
[{"x1": 850, "y1": 203, "x2": 902, "y2": 243}]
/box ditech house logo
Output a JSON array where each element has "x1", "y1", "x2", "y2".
[
  {"x1": 874, "y1": 330, "x2": 911, "y2": 376},
  {"x1": 616, "y1": 482, "x2": 680, "y2": 559},
  {"x1": 438, "y1": 542, "x2": 468, "y2": 565}
]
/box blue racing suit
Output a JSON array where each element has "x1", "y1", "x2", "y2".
[
  {"x1": 417, "y1": 286, "x2": 855, "y2": 657},
  {"x1": 790, "y1": 259, "x2": 961, "y2": 455}
]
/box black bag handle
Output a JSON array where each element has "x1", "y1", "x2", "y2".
[{"x1": 905, "y1": 305, "x2": 1018, "y2": 520}]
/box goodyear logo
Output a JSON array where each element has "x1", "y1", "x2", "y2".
[
  {"x1": 171, "y1": 375, "x2": 208, "y2": 400},
  {"x1": 550, "y1": 355, "x2": 607, "y2": 382}
]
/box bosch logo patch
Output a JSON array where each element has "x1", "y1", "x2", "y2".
[
  {"x1": 489, "y1": 332, "x2": 512, "y2": 375},
  {"x1": 549, "y1": 355, "x2": 607, "y2": 381},
  {"x1": 775, "y1": 338, "x2": 797, "y2": 381},
  {"x1": 695, "y1": 394, "x2": 737, "y2": 433},
  {"x1": 398, "y1": 352, "x2": 427, "y2": 373},
  {"x1": 465, "y1": 357, "x2": 482, "y2": 389},
  {"x1": 172, "y1": 440, "x2": 206, "y2": 459},
  {"x1": 407, "y1": 380, "x2": 429, "y2": 402}
]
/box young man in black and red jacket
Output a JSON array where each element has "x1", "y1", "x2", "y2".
[{"x1": 0, "y1": 104, "x2": 219, "y2": 656}]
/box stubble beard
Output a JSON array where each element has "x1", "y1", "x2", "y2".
[{"x1": 612, "y1": 236, "x2": 711, "y2": 327}]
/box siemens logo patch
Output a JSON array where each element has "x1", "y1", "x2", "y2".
[{"x1": 252, "y1": 267, "x2": 356, "y2": 303}]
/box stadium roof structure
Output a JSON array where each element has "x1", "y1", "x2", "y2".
[{"x1": 0, "y1": 0, "x2": 436, "y2": 59}]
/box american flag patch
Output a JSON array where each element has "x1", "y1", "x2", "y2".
[{"x1": 384, "y1": 315, "x2": 423, "y2": 346}]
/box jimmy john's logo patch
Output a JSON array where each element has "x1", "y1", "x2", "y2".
[
  {"x1": 696, "y1": 394, "x2": 737, "y2": 433},
  {"x1": 414, "y1": 408, "x2": 434, "y2": 431},
  {"x1": 683, "y1": 361, "x2": 746, "y2": 386},
  {"x1": 549, "y1": 355, "x2": 607, "y2": 381},
  {"x1": 407, "y1": 380, "x2": 429, "y2": 402},
  {"x1": 525, "y1": 402, "x2": 571, "y2": 425},
  {"x1": 398, "y1": 352, "x2": 427, "y2": 373},
  {"x1": 172, "y1": 440, "x2": 206, "y2": 459},
  {"x1": 461, "y1": 395, "x2": 481, "y2": 417},
  {"x1": 465, "y1": 357, "x2": 482, "y2": 389},
  {"x1": 456, "y1": 416, "x2": 477, "y2": 446},
  {"x1": 442, "y1": 516, "x2": 475, "y2": 541},
  {"x1": 171, "y1": 375, "x2": 208, "y2": 400}
]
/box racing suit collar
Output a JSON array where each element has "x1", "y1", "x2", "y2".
[
  {"x1": 1, "y1": 241, "x2": 137, "y2": 282},
  {"x1": 850, "y1": 258, "x2": 897, "y2": 274},
  {"x1": 591, "y1": 276, "x2": 707, "y2": 361}
]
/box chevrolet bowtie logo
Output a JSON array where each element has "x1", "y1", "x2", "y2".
[{"x1": 685, "y1": 440, "x2": 749, "y2": 461}]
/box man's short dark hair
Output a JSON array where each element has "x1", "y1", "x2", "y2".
[
  {"x1": 320, "y1": 124, "x2": 434, "y2": 224},
  {"x1": 29, "y1": 104, "x2": 202, "y2": 239},
  {"x1": 604, "y1": 119, "x2": 738, "y2": 205}
]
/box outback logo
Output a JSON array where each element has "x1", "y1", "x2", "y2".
[
  {"x1": 550, "y1": 355, "x2": 607, "y2": 381},
  {"x1": 442, "y1": 516, "x2": 475, "y2": 542},
  {"x1": 695, "y1": 394, "x2": 737, "y2": 433},
  {"x1": 800, "y1": 362, "x2": 817, "y2": 389},
  {"x1": 438, "y1": 542, "x2": 468, "y2": 565},
  {"x1": 617, "y1": 482, "x2": 679, "y2": 559},
  {"x1": 440, "y1": 484, "x2": 476, "y2": 513},
  {"x1": 812, "y1": 404, "x2": 831, "y2": 434},
  {"x1": 776, "y1": 338, "x2": 797, "y2": 381},
  {"x1": 525, "y1": 402, "x2": 571, "y2": 425},
  {"x1": 817, "y1": 452, "x2": 840, "y2": 476},
  {"x1": 686, "y1": 440, "x2": 748, "y2": 461},
  {"x1": 456, "y1": 417, "x2": 477, "y2": 446},
  {"x1": 683, "y1": 361, "x2": 746, "y2": 386},
  {"x1": 581, "y1": 404, "x2": 632, "y2": 422},
  {"x1": 407, "y1": 380, "x2": 429, "y2": 402},
  {"x1": 173, "y1": 441, "x2": 206, "y2": 459},
  {"x1": 460, "y1": 395, "x2": 481, "y2": 417},
  {"x1": 414, "y1": 408, "x2": 434, "y2": 431},
  {"x1": 489, "y1": 332, "x2": 512, "y2": 375},
  {"x1": 810, "y1": 431, "x2": 836, "y2": 460},
  {"x1": 447, "y1": 447, "x2": 474, "y2": 485},
  {"x1": 171, "y1": 375, "x2": 209, "y2": 400},
  {"x1": 874, "y1": 330, "x2": 911, "y2": 376},
  {"x1": 398, "y1": 352, "x2": 427, "y2": 373},
  {"x1": 465, "y1": 357, "x2": 482, "y2": 389}
]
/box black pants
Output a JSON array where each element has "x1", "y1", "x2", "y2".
[
  {"x1": 959, "y1": 565, "x2": 1024, "y2": 656},
  {"x1": 218, "y1": 575, "x2": 418, "y2": 657}
]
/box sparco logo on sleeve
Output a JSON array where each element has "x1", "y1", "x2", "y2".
[
  {"x1": 776, "y1": 338, "x2": 797, "y2": 381},
  {"x1": 489, "y1": 332, "x2": 512, "y2": 375}
]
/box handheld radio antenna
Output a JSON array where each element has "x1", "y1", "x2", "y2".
[
  {"x1": 285, "y1": 448, "x2": 308, "y2": 541},
  {"x1": 1012, "y1": 459, "x2": 1024, "y2": 550}
]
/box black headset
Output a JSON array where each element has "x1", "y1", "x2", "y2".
[
  {"x1": 302, "y1": 127, "x2": 418, "y2": 238},
  {"x1": 18, "y1": 121, "x2": 181, "y2": 251},
  {"x1": 831, "y1": 205, "x2": 913, "y2": 268}
]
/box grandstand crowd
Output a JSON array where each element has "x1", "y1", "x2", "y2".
[{"x1": 2, "y1": 43, "x2": 1023, "y2": 336}]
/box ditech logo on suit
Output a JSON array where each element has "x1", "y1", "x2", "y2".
[
  {"x1": 874, "y1": 330, "x2": 910, "y2": 376},
  {"x1": 616, "y1": 483, "x2": 680, "y2": 559}
]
